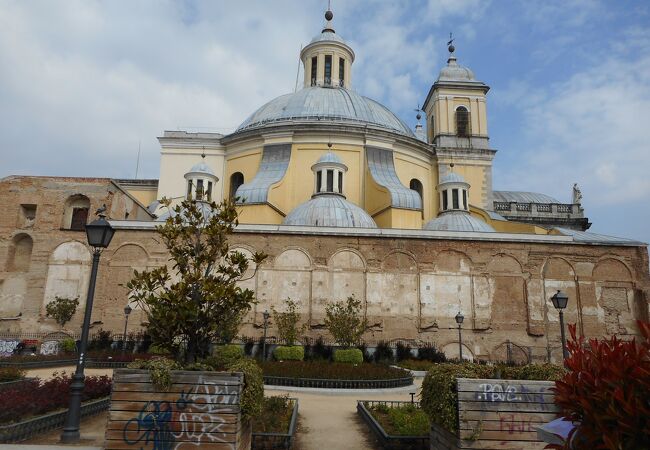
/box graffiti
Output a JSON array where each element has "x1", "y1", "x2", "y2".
[
  {"x1": 475, "y1": 383, "x2": 548, "y2": 406},
  {"x1": 0, "y1": 340, "x2": 20, "y2": 356},
  {"x1": 499, "y1": 413, "x2": 543, "y2": 434},
  {"x1": 122, "y1": 376, "x2": 238, "y2": 450},
  {"x1": 40, "y1": 340, "x2": 60, "y2": 355}
]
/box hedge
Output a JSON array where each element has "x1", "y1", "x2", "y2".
[
  {"x1": 333, "y1": 348, "x2": 363, "y2": 364},
  {"x1": 273, "y1": 346, "x2": 305, "y2": 361},
  {"x1": 213, "y1": 344, "x2": 244, "y2": 367},
  {"x1": 420, "y1": 363, "x2": 564, "y2": 435}
]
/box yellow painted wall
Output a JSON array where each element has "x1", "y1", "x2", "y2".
[
  {"x1": 393, "y1": 151, "x2": 435, "y2": 223},
  {"x1": 123, "y1": 188, "x2": 157, "y2": 207},
  {"x1": 364, "y1": 165, "x2": 391, "y2": 216},
  {"x1": 425, "y1": 87, "x2": 488, "y2": 141},
  {"x1": 237, "y1": 204, "x2": 283, "y2": 225},
  {"x1": 225, "y1": 149, "x2": 263, "y2": 201},
  {"x1": 438, "y1": 162, "x2": 488, "y2": 209},
  {"x1": 470, "y1": 207, "x2": 549, "y2": 235}
]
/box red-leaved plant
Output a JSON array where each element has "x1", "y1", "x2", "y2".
[{"x1": 549, "y1": 321, "x2": 650, "y2": 449}]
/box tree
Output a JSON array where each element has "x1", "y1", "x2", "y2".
[
  {"x1": 127, "y1": 197, "x2": 266, "y2": 364},
  {"x1": 272, "y1": 298, "x2": 305, "y2": 345},
  {"x1": 324, "y1": 295, "x2": 367, "y2": 348},
  {"x1": 45, "y1": 296, "x2": 79, "y2": 328}
]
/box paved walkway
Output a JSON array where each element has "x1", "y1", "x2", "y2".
[{"x1": 20, "y1": 366, "x2": 423, "y2": 450}]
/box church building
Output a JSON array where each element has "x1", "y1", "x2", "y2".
[{"x1": 1, "y1": 8, "x2": 648, "y2": 362}]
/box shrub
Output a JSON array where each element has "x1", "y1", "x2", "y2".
[
  {"x1": 395, "y1": 342, "x2": 412, "y2": 362},
  {"x1": 273, "y1": 345, "x2": 304, "y2": 361},
  {"x1": 253, "y1": 395, "x2": 293, "y2": 433},
  {"x1": 333, "y1": 348, "x2": 363, "y2": 364},
  {"x1": 45, "y1": 296, "x2": 79, "y2": 327},
  {"x1": 374, "y1": 341, "x2": 393, "y2": 363},
  {"x1": 272, "y1": 299, "x2": 305, "y2": 346},
  {"x1": 367, "y1": 402, "x2": 429, "y2": 436},
  {"x1": 324, "y1": 295, "x2": 367, "y2": 348},
  {"x1": 417, "y1": 343, "x2": 447, "y2": 362},
  {"x1": 550, "y1": 322, "x2": 650, "y2": 450},
  {"x1": 212, "y1": 344, "x2": 245, "y2": 367},
  {"x1": 60, "y1": 338, "x2": 76, "y2": 353},
  {"x1": 227, "y1": 358, "x2": 264, "y2": 419},
  {"x1": 0, "y1": 367, "x2": 25, "y2": 382},
  {"x1": 0, "y1": 372, "x2": 112, "y2": 424},
  {"x1": 307, "y1": 336, "x2": 332, "y2": 361},
  {"x1": 87, "y1": 329, "x2": 112, "y2": 351},
  {"x1": 261, "y1": 361, "x2": 410, "y2": 380},
  {"x1": 243, "y1": 338, "x2": 255, "y2": 356},
  {"x1": 356, "y1": 343, "x2": 372, "y2": 363},
  {"x1": 421, "y1": 362, "x2": 563, "y2": 435}
]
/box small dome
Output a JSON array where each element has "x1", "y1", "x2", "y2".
[
  {"x1": 315, "y1": 151, "x2": 343, "y2": 165},
  {"x1": 283, "y1": 195, "x2": 377, "y2": 228},
  {"x1": 187, "y1": 161, "x2": 215, "y2": 176},
  {"x1": 424, "y1": 211, "x2": 495, "y2": 232},
  {"x1": 310, "y1": 30, "x2": 347, "y2": 45},
  {"x1": 440, "y1": 171, "x2": 467, "y2": 184},
  {"x1": 235, "y1": 87, "x2": 415, "y2": 138},
  {"x1": 438, "y1": 57, "x2": 475, "y2": 82},
  {"x1": 156, "y1": 202, "x2": 215, "y2": 222}
]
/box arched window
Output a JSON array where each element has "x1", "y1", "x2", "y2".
[
  {"x1": 62, "y1": 195, "x2": 90, "y2": 231},
  {"x1": 230, "y1": 172, "x2": 245, "y2": 201},
  {"x1": 409, "y1": 179, "x2": 423, "y2": 204},
  {"x1": 7, "y1": 234, "x2": 33, "y2": 272},
  {"x1": 455, "y1": 106, "x2": 470, "y2": 137}
]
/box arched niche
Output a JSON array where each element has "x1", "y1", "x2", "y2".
[
  {"x1": 230, "y1": 246, "x2": 258, "y2": 325},
  {"x1": 434, "y1": 250, "x2": 472, "y2": 273},
  {"x1": 62, "y1": 195, "x2": 90, "y2": 231},
  {"x1": 109, "y1": 243, "x2": 149, "y2": 267},
  {"x1": 7, "y1": 233, "x2": 33, "y2": 272},
  {"x1": 329, "y1": 249, "x2": 365, "y2": 271},
  {"x1": 274, "y1": 248, "x2": 311, "y2": 270},
  {"x1": 593, "y1": 258, "x2": 632, "y2": 282},
  {"x1": 542, "y1": 257, "x2": 579, "y2": 339},
  {"x1": 491, "y1": 341, "x2": 530, "y2": 364},
  {"x1": 487, "y1": 254, "x2": 527, "y2": 332},
  {"x1": 43, "y1": 241, "x2": 91, "y2": 319},
  {"x1": 381, "y1": 251, "x2": 418, "y2": 272},
  {"x1": 325, "y1": 250, "x2": 367, "y2": 320},
  {"x1": 592, "y1": 258, "x2": 635, "y2": 334},
  {"x1": 441, "y1": 341, "x2": 474, "y2": 361}
]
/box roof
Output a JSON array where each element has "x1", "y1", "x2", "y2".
[
  {"x1": 156, "y1": 201, "x2": 215, "y2": 222},
  {"x1": 553, "y1": 227, "x2": 645, "y2": 245},
  {"x1": 310, "y1": 30, "x2": 347, "y2": 45},
  {"x1": 493, "y1": 191, "x2": 561, "y2": 204},
  {"x1": 235, "y1": 144, "x2": 291, "y2": 204},
  {"x1": 367, "y1": 147, "x2": 422, "y2": 209},
  {"x1": 235, "y1": 87, "x2": 415, "y2": 138},
  {"x1": 315, "y1": 151, "x2": 344, "y2": 165},
  {"x1": 186, "y1": 161, "x2": 215, "y2": 177},
  {"x1": 283, "y1": 194, "x2": 377, "y2": 228},
  {"x1": 424, "y1": 211, "x2": 495, "y2": 233},
  {"x1": 440, "y1": 172, "x2": 467, "y2": 184},
  {"x1": 438, "y1": 56, "x2": 475, "y2": 82}
]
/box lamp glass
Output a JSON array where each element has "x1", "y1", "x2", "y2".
[
  {"x1": 455, "y1": 312, "x2": 464, "y2": 324},
  {"x1": 124, "y1": 304, "x2": 133, "y2": 316},
  {"x1": 85, "y1": 217, "x2": 115, "y2": 248},
  {"x1": 263, "y1": 310, "x2": 270, "y2": 320},
  {"x1": 551, "y1": 290, "x2": 569, "y2": 310}
]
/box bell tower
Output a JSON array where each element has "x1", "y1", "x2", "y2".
[{"x1": 422, "y1": 38, "x2": 496, "y2": 210}]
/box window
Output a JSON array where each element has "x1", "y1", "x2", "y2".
[
  {"x1": 455, "y1": 106, "x2": 470, "y2": 137},
  {"x1": 230, "y1": 172, "x2": 244, "y2": 201},
  {"x1": 63, "y1": 195, "x2": 90, "y2": 230},
  {"x1": 311, "y1": 56, "x2": 318, "y2": 86},
  {"x1": 442, "y1": 190, "x2": 448, "y2": 210},
  {"x1": 207, "y1": 181, "x2": 213, "y2": 202},
  {"x1": 324, "y1": 55, "x2": 332, "y2": 85},
  {"x1": 462, "y1": 190, "x2": 467, "y2": 210},
  {"x1": 409, "y1": 179, "x2": 423, "y2": 202},
  {"x1": 316, "y1": 171, "x2": 322, "y2": 192},
  {"x1": 338, "y1": 172, "x2": 343, "y2": 193},
  {"x1": 326, "y1": 169, "x2": 334, "y2": 192},
  {"x1": 195, "y1": 179, "x2": 204, "y2": 201},
  {"x1": 187, "y1": 180, "x2": 193, "y2": 200},
  {"x1": 339, "y1": 57, "x2": 345, "y2": 86},
  {"x1": 18, "y1": 204, "x2": 36, "y2": 228},
  {"x1": 452, "y1": 189, "x2": 459, "y2": 209}
]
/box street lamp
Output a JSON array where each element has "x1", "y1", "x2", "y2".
[
  {"x1": 262, "y1": 310, "x2": 270, "y2": 361},
  {"x1": 551, "y1": 290, "x2": 569, "y2": 359},
  {"x1": 122, "y1": 304, "x2": 133, "y2": 356},
  {"x1": 455, "y1": 312, "x2": 464, "y2": 361},
  {"x1": 61, "y1": 211, "x2": 114, "y2": 443}
]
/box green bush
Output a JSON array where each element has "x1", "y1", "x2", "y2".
[
  {"x1": 213, "y1": 344, "x2": 245, "y2": 367},
  {"x1": 60, "y1": 338, "x2": 76, "y2": 353},
  {"x1": 420, "y1": 362, "x2": 564, "y2": 435},
  {"x1": 273, "y1": 345, "x2": 304, "y2": 361},
  {"x1": 0, "y1": 367, "x2": 26, "y2": 382},
  {"x1": 253, "y1": 395, "x2": 293, "y2": 433},
  {"x1": 227, "y1": 358, "x2": 264, "y2": 419},
  {"x1": 374, "y1": 341, "x2": 393, "y2": 363},
  {"x1": 368, "y1": 402, "x2": 429, "y2": 436},
  {"x1": 148, "y1": 344, "x2": 168, "y2": 355},
  {"x1": 333, "y1": 348, "x2": 363, "y2": 364},
  {"x1": 395, "y1": 342, "x2": 412, "y2": 362}
]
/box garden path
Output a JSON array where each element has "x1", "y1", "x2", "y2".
[{"x1": 22, "y1": 367, "x2": 423, "y2": 450}]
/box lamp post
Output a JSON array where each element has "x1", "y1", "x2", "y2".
[
  {"x1": 455, "y1": 311, "x2": 464, "y2": 361},
  {"x1": 60, "y1": 212, "x2": 114, "y2": 443},
  {"x1": 121, "y1": 304, "x2": 132, "y2": 356},
  {"x1": 262, "y1": 310, "x2": 270, "y2": 361},
  {"x1": 551, "y1": 290, "x2": 569, "y2": 359}
]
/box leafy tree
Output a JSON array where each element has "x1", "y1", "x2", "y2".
[
  {"x1": 45, "y1": 296, "x2": 79, "y2": 328},
  {"x1": 324, "y1": 295, "x2": 367, "y2": 348},
  {"x1": 127, "y1": 197, "x2": 266, "y2": 364},
  {"x1": 272, "y1": 298, "x2": 305, "y2": 345}
]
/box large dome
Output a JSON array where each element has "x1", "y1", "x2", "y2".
[
  {"x1": 283, "y1": 194, "x2": 377, "y2": 228},
  {"x1": 236, "y1": 87, "x2": 415, "y2": 138}
]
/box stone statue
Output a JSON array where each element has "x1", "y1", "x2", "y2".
[{"x1": 572, "y1": 183, "x2": 582, "y2": 204}]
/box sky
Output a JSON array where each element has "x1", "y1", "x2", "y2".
[{"x1": 1, "y1": 0, "x2": 649, "y2": 243}]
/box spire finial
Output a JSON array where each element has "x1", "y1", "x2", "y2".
[
  {"x1": 201, "y1": 147, "x2": 206, "y2": 160},
  {"x1": 323, "y1": 0, "x2": 334, "y2": 32},
  {"x1": 414, "y1": 104, "x2": 422, "y2": 123},
  {"x1": 447, "y1": 32, "x2": 455, "y2": 54}
]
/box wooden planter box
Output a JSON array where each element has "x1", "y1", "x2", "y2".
[
  {"x1": 106, "y1": 369, "x2": 251, "y2": 450},
  {"x1": 430, "y1": 378, "x2": 559, "y2": 450},
  {"x1": 252, "y1": 398, "x2": 299, "y2": 449},
  {"x1": 357, "y1": 400, "x2": 429, "y2": 450}
]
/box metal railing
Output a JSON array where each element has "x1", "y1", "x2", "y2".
[{"x1": 264, "y1": 375, "x2": 413, "y2": 389}]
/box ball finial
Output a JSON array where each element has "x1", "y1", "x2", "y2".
[
  {"x1": 325, "y1": 9, "x2": 333, "y2": 21},
  {"x1": 448, "y1": 43, "x2": 455, "y2": 53},
  {"x1": 416, "y1": 112, "x2": 422, "y2": 121},
  {"x1": 327, "y1": 142, "x2": 333, "y2": 149}
]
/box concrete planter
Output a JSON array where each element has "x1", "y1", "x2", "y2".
[
  {"x1": 252, "y1": 398, "x2": 298, "y2": 449},
  {"x1": 0, "y1": 397, "x2": 109, "y2": 443},
  {"x1": 106, "y1": 368, "x2": 251, "y2": 450},
  {"x1": 430, "y1": 377, "x2": 559, "y2": 449}
]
